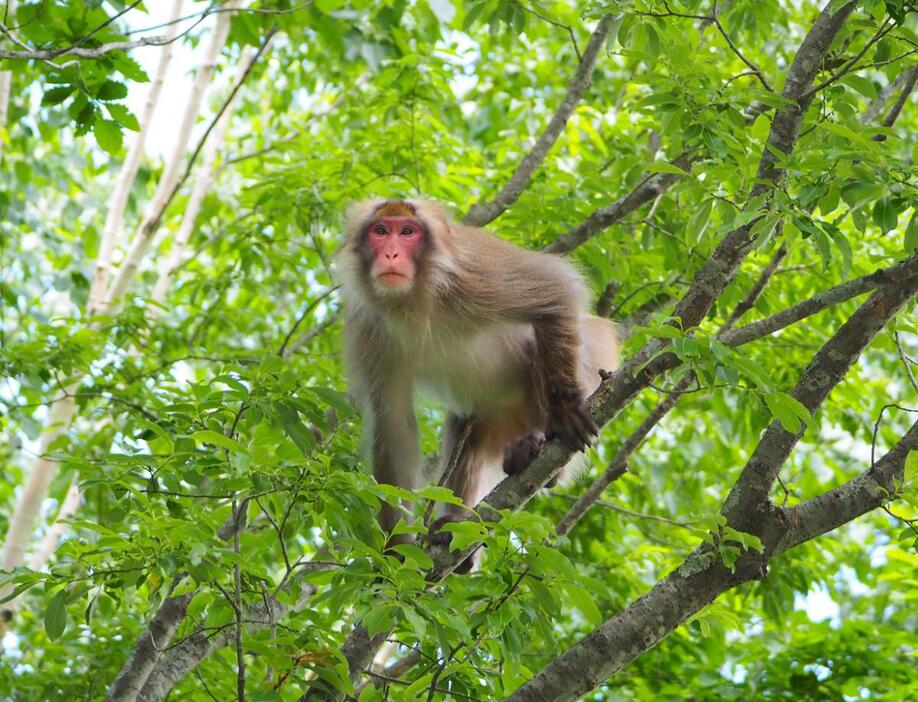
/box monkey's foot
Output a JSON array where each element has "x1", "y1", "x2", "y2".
[
  {"x1": 502, "y1": 432, "x2": 546, "y2": 475},
  {"x1": 546, "y1": 393, "x2": 598, "y2": 452},
  {"x1": 429, "y1": 516, "x2": 477, "y2": 574}
]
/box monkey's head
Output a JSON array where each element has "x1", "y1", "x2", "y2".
[{"x1": 342, "y1": 199, "x2": 457, "y2": 305}]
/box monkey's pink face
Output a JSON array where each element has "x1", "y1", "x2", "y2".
[{"x1": 365, "y1": 216, "x2": 425, "y2": 293}]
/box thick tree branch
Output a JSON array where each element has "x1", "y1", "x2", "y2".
[
  {"x1": 505, "y1": 272, "x2": 918, "y2": 702},
  {"x1": 720, "y1": 254, "x2": 918, "y2": 347},
  {"x1": 106, "y1": 588, "x2": 195, "y2": 702},
  {"x1": 723, "y1": 272, "x2": 918, "y2": 532},
  {"x1": 462, "y1": 14, "x2": 615, "y2": 227},
  {"x1": 778, "y1": 420, "x2": 918, "y2": 553},
  {"x1": 544, "y1": 158, "x2": 691, "y2": 254}
]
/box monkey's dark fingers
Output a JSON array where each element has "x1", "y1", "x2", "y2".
[{"x1": 550, "y1": 407, "x2": 598, "y2": 452}]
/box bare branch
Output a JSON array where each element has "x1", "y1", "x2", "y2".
[
  {"x1": 723, "y1": 273, "x2": 918, "y2": 532},
  {"x1": 545, "y1": 158, "x2": 691, "y2": 254},
  {"x1": 462, "y1": 14, "x2": 616, "y2": 227},
  {"x1": 803, "y1": 18, "x2": 896, "y2": 99},
  {"x1": 894, "y1": 331, "x2": 918, "y2": 396},
  {"x1": 720, "y1": 255, "x2": 918, "y2": 347},
  {"x1": 712, "y1": 0, "x2": 774, "y2": 92},
  {"x1": 722, "y1": 243, "x2": 788, "y2": 328},
  {"x1": 778, "y1": 419, "x2": 918, "y2": 553},
  {"x1": 879, "y1": 64, "x2": 918, "y2": 129},
  {"x1": 861, "y1": 63, "x2": 917, "y2": 123}
]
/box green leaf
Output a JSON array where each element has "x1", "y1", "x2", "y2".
[
  {"x1": 904, "y1": 211, "x2": 917, "y2": 252},
  {"x1": 905, "y1": 450, "x2": 917, "y2": 485},
  {"x1": 840, "y1": 74, "x2": 877, "y2": 99},
  {"x1": 110, "y1": 52, "x2": 150, "y2": 81},
  {"x1": 688, "y1": 199, "x2": 714, "y2": 243},
  {"x1": 189, "y1": 430, "x2": 248, "y2": 454},
  {"x1": 563, "y1": 582, "x2": 603, "y2": 625},
  {"x1": 872, "y1": 199, "x2": 899, "y2": 234},
  {"x1": 95, "y1": 80, "x2": 128, "y2": 101},
  {"x1": 416, "y1": 485, "x2": 464, "y2": 505},
  {"x1": 363, "y1": 602, "x2": 398, "y2": 637},
  {"x1": 438, "y1": 520, "x2": 486, "y2": 551},
  {"x1": 41, "y1": 85, "x2": 75, "y2": 106},
  {"x1": 764, "y1": 391, "x2": 809, "y2": 433},
  {"x1": 105, "y1": 103, "x2": 140, "y2": 131},
  {"x1": 45, "y1": 590, "x2": 68, "y2": 641},
  {"x1": 275, "y1": 402, "x2": 316, "y2": 454},
  {"x1": 390, "y1": 543, "x2": 434, "y2": 569},
  {"x1": 93, "y1": 118, "x2": 123, "y2": 155},
  {"x1": 309, "y1": 387, "x2": 353, "y2": 415},
  {"x1": 647, "y1": 161, "x2": 689, "y2": 175}
]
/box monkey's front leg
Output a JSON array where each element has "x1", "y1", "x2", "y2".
[
  {"x1": 535, "y1": 322, "x2": 599, "y2": 452},
  {"x1": 545, "y1": 385, "x2": 598, "y2": 451},
  {"x1": 368, "y1": 377, "x2": 421, "y2": 537}
]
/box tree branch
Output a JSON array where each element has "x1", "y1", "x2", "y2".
[
  {"x1": 503, "y1": 271, "x2": 918, "y2": 702},
  {"x1": 712, "y1": 0, "x2": 774, "y2": 92},
  {"x1": 462, "y1": 14, "x2": 615, "y2": 227},
  {"x1": 777, "y1": 419, "x2": 918, "y2": 553},
  {"x1": 544, "y1": 157, "x2": 692, "y2": 254},
  {"x1": 720, "y1": 254, "x2": 918, "y2": 347},
  {"x1": 723, "y1": 272, "x2": 918, "y2": 532}
]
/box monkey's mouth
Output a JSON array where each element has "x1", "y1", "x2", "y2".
[{"x1": 375, "y1": 272, "x2": 411, "y2": 286}]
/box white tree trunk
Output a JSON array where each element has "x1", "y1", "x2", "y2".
[
  {"x1": 0, "y1": 394, "x2": 75, "y2": 572},
  {"x1": 28, "y1": 479, "x2": 81, "y2": 571},
  {"x1": 88, "y1": 0, "x2": 184, "y2": 314},
  {"x1": 101, "y1": 1, "x2": 238, "y2": 316},
  {"x1": 0, "y1": 0, "x2": 18, "y2": 136},
  {"x1": 151, "y1": 44, "x2": 255, "y2": 306}
]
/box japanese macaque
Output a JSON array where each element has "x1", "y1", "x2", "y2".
[{"x1": 340, "y1": 199, "x2": 618, "y2": 565}]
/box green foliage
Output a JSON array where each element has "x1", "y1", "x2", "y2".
[{"x1": 1, "y1": 1, "x2": 917, "y2": 701}]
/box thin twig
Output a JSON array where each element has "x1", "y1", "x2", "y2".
[
  {"x1": 894, "y1": 332, "x2": 918, "y2": 396},
  {"x1": 712, "y1": 1, "x2": 774, "y2": 92}
]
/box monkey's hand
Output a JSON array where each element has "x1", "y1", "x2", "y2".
[
  {"x1": 546, "y1": 390, "x2": 598, "y2": 452},
  {"x1": 503, "y1": 432, "x2": 546, "y2": 475},
  {"x1": 429, "y1": 515, "x2": 477, "y2": 574}
]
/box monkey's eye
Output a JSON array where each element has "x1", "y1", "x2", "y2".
[
  {"x1": 400, "y1": 227, "x2": 414, "y2": 237},
  {"x1": 373, "y1": 225, "x2": 387, "y2": 236}
]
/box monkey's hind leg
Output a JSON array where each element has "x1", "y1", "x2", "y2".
[
  {"x1": 429, "y1": 415, "x2": 506, "y2": 573},
  {"x1": 502, "y1": 431, "x2": 546, "y2": 475}
]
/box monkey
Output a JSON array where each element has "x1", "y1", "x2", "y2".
[{"x1": 339, "y1": 199, "x2": 618, "y2": 568}]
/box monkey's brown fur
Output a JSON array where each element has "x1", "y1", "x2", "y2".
[{"x1": 340, "y1": 199, "x2": 618, "y2": 559}]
